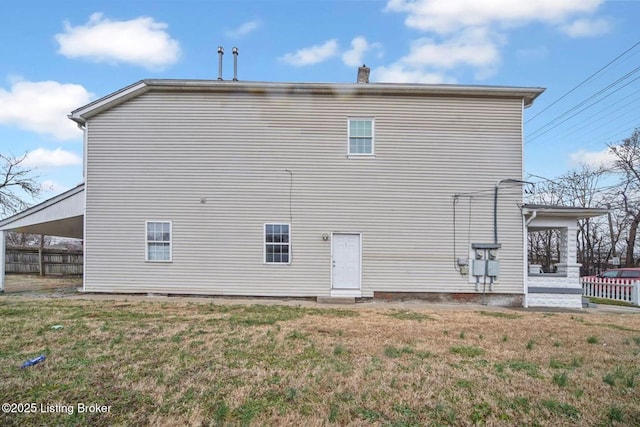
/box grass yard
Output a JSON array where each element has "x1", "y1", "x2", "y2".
[{"x1": 1, "y1": 298, "x2": 639, "y2": 426}]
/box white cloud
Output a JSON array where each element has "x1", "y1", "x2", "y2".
[
  {"x1": 55, "y1": 12, "x2": 181, "y2": 70},
  {"x1": 226, "y1": 20, "x2": 260, "y2": 38},
  {"x1": 569, "y1": 148, "x2": 616, "y2": 169},
  {"x1": 403, "y1": 28, "x2": 500, "y2": 70},
  {"x1": 371, "y1": 28, "x2": 500, "y2": 83},
  {"x1": 372, "y1": 64, "x2": 450, "y2": 84},
  {"x1": 0, "y1": 79, "x2": 92, "y2": 140},
  {"x1": 385, "y1": 0, "x2": 604, "y2": 34},
  {"x1": 279, "y1": 39, "x2": 339, "y2": 67},
  {"x1": 342, "y1": 36, "x2": 383, "y2": 67},
  {"x1": 561, "y1": 18, "x2": 611, "y2": 38},
  {"x1": 382, "y1": 0, "x2": 605, "y2": 83},
  {"x1": 23, "y1": 148, "x2": 83, "y2": 168}
]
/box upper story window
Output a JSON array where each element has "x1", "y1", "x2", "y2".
[
  {"x1": 265, "y1": 223, "x2": 290, "y2": 264},
  {"x1": 348, "y1": 118, "x2": 374, "y2": 155},
  {"x1": 146, "y1": 221, "x2": 172, "y2": 262}
]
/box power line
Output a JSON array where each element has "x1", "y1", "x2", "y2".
[
  {"x1": 526, "y1": 40, "x2": 640, "y2": 124},
  {"x1": 527, "y1": 65, "x2": 640, "y2": 138},
  {"x1": 547, "y1": 88, "x2": 640, "y2": 146},
  {"x1": 526, "y1": 71, "x2": 640, "y2": 144}
]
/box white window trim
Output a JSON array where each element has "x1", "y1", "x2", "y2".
[
  {"x1": 263, "y1": 223, "x2": 291, "y2": 265},
  {"x1": 145, "y1": 220, "x2": 172, "y2": 263},
  {"x1": 347, "y1": 117, "x2": 375, "y2": 156}
]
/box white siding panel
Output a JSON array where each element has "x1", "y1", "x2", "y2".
[{"x1": 85, "y1": 90, "x2": 525, "y2": 297}]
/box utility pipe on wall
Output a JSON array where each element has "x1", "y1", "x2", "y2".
[{"x1": 494, "y1": 178, "x2": 533, "y2": 244}]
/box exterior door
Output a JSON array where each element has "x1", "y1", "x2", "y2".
[{"x1": 332, "y1": 233, "x2": 361, "y2": 290}]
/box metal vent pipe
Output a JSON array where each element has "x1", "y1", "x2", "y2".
[
  {"x1": 217, "y1": 46, "x2": 224, "y2": 80},
  {"x1": 232, "y1": 47, "x2": 239, "y2": 81}
]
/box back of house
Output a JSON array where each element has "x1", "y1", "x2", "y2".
[{"x1": 70, "y1": 74, "x2": 543, "y2": 304}]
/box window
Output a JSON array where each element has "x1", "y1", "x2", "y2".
[
  {"x1": 264, "y1": 223, "x2": 290, "y2": 264},
  {"x1": 146, "y1": 221, "x2": 172, "y2": 262},
  {"x1": 620, "y1": 270, "x2": 640, "y2": 279},
  {"x1": 348, "y1": 118, "x2": 374, "y2": 155}
]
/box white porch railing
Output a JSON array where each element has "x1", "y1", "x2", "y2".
[{"x1": 581, "y1": 277, "x2": 640, "y2": 306}]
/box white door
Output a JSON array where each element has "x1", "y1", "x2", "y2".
[{"x1": 332, "y1": 234, "x2": 361, "y2": 290}]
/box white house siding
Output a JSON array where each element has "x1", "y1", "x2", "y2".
[{"x1": 84, "y1": 88, "x2": 526, "y2": 297}]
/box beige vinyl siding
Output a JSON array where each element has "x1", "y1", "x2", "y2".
[{"x1": 85, "y1": 89, "x2": 525, "y2": 296}]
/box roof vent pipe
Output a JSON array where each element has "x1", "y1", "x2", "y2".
[
  {"x1": 217, "y1": 46, "x2": 224, "y2": 80},
  {"x1": 232, "y1": 47, "x2": 239, "y2": 81},
  {"x1": 357, "y1": 64, "x2": 370, "y2": 83}
]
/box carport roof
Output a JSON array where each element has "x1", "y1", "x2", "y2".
[
  {"x1": 522, "y1": 204, "x2": 609, "y2": 219},
  {"x1": 0, "y1": 183, "x2": 84, "y2": 239}
]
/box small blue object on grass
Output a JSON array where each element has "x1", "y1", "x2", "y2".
[{"x1": 20, "y1": 355, "x2": 46, "y2": 369}]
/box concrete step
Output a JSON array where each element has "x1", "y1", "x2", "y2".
[
  {"x1": 582, "y1": 297, "x2": 597, "y2": 308},
  {"x1": 316, "y1": 296, "x2": 355, "y2": 305}
]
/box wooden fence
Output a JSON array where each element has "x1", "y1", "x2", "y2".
[
  {"x1": 5, "y1": 247, "x2": 83, "y2": 276},
  {"x1": 581, "y1": 277, "x2": 639, "y2": 306}
]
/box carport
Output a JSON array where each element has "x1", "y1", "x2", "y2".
[
  {"x1": 0, "y1": 183, "x2": 84, "y2": 292},
  {"x1": 522, "y1": 204, "x2": 608, "y2": 308}
]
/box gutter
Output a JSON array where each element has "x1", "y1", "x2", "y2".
[{"x1": 494, "y1": 179, "x2": 533, "y2": 244}]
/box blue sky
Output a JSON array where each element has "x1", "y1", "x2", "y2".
[{"x1": 1, "y1": 0, "x2": 639, "y2": 204}]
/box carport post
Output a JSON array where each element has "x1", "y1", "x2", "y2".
[{"x1": 0, "y1": 230, "x2": 5, "y2": 292}]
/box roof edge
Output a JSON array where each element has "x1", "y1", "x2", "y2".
[
  {"x1": 68, "y1": 79, "x2": 545, "y2": 122},
  {"x1": 522, "y1": 203, "x2": 609, "y2": 219},
  {"x1": 144, "y1": 79, "x2": 545, "y2": 106},
  {"x1": 0, "y1": 183, "x2": 85, "y2": 229},
  {"x1": 69, "y1": 81, "x2": 148, "y2": 125}
]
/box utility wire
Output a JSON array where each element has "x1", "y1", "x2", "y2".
[
  {"x1": 526, "y1": 71, "x2": 640, "y2": 144},
  {"x1": 527, "y1": 65, "x2": 640, "y2": 138},
  {"x1": 549, "y1": 88, "x2": 640, "y2": 145},
  {"x1": 526, "y1": 40, "x2": 640, "y2": 124}
]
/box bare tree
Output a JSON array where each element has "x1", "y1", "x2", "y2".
[
  {"x1": 0, "y1": 153, "x2": 40, "y2": 217},
  {"x1": 528, "y1": 165, "x2": 610, "y2": 274},
  {"x1": 609, "y1": 128, "x2": 640, "y2": 266},
  {"x1": 562, "y1": 165, "x2": 609, "y2": 274},
  {"x1": 526, "y1": 175, "x2": 564, "y2": 272},
  {"x1": 6, "y1": 232, "x2": 51, "y2": 247}
]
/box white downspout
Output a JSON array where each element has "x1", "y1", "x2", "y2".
[
  {"x1": 82, "y1": 122, "x2": 87, "y2": 292},
  {"x1": 525, "y1": 210, "x2": 537, "y2": 227},
  {"x1": 0, "y1": 230, "x2": 5, "y2": 292}
]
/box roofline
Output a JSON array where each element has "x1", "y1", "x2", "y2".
[
  {"x1": 69, "y1": 80, "x2": 148, "y2": 125},
  {"x1": 0, "y1": 183, "x2": 85, "y2": 229},
  {"x1": 522, "y1": 204, "x2": 609, "y2": 219},
  {"x1": 69, "y1": 79, "x2": 545, "y2": 124}
]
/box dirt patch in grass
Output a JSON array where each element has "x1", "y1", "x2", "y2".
[
  {"x1": 3, "y1": 274, "x2": 81, "y2": 295},
  {"x1": 0, "y1": 298, "x2": 639, "y2": 425}
]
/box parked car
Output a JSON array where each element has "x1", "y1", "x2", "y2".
[{"x1": 598, "y1": 268, "x2": 640, "y2": 279}]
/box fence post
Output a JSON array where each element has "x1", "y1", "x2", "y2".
[
  {"x1": 582, "y1": 278, "x2": 589, "y2": 297},
  {"x1": 631, "y1": 281, "x2": 640, "y2": 306},
  {"x1": 38, "y1": 235, "x2": 45, "y2": 276}
]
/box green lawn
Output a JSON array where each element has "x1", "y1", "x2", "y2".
[{"x1": 1, "y1": 298, "x2": 639, "y2": 426}]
